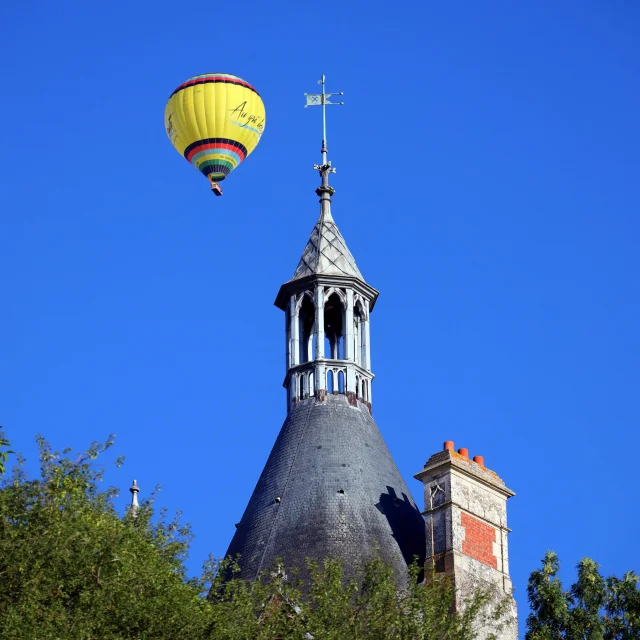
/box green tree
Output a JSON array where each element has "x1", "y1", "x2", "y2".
[
  {"x1": 0, "y1": 434, "x2": 213, "y2": 639},
  {"x1": 0, "y1": 434, "x2": 501, "y2": 639},
  {"x1": 604, "y1": 571, "x2": 640, "y2": 639},
  {"x1": 526, "y1": 552, "x2": 640, "y2": 640},
  {"x1": 0, "y1": 429, "x2": 12, "y2": 475},
  {"x1": 210, "y1": 554, "x2": 509, "y2": 640}
]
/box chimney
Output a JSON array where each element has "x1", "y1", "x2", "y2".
[{"x1": 414, "y1": 446, "x2": 517, "y2": 639}]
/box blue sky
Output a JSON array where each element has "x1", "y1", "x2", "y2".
[{"x1": 1, "y1": 1, "x2": 639, "y2": 635}]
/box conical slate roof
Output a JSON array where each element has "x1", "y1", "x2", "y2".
[
  {"x1": 291, "y1": 208, "x2": 364, "y2": 281},
  {"x1": 226, "y1": 395, "x2": 426, "y2": 581}
]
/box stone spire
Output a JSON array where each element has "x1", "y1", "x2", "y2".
[
  {"x1": 290, "y1": 203, "x2": 363, "y2": 281},
  {"x1": 291, "y1": 78, "x2": 361, "y2": 282},
  {"x1": 273, "y1": 182, "x2": 378, "y2": 410},
  {"x1": 273, "y1": 75, "x2": 379, "y2": 411},
  {"x1": 129, "y1": 479, "x2": 140, "y2": 512},
  {"x1": 225, "y1": 77, "x2": 425, "y2": 582}
]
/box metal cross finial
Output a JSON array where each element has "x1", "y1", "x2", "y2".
[{"x1": 304, "y1": 75, "x2": 344, "y2": 181}]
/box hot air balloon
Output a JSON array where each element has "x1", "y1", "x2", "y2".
[{"x1": 164, "y1": 73, "x2": 265, "y2": 196}]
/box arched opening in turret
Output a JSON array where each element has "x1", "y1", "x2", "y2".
[
  {"x1": 298, "y1": 295, "x2": 315, "y2": 364},
  {"x1": 324, "y1": 292, "x2": 345, "y2": 360},
  {"x1": 285, "y1": 308, "x2": 291, "y2": 368},
  {"x1": 327, "y1": 369, "x2": 334, "y2": 393},
  {"x1": 338, "y1": 370, "x2": 345, "y2": 394},
  {"x1": 354, "y1": 300, "x2": 366, "y2": 367}
]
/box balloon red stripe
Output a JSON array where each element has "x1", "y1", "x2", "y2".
[{"x1": 180, "y1": 76, "x2": 255, "y2": 92}]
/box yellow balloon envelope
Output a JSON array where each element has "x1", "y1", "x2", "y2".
[{"x1": 164, "y1": 73, "x2": 265, "y2": 193}]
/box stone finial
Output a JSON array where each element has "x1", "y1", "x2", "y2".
[{"x1": 129, "y1": 479, "x2": 140, "y2": 511}]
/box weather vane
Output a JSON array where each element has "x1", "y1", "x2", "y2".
[{"x1": 305, "y1": 75, "x2": 344, "y2": 182}]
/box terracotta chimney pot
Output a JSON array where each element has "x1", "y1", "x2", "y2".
[
  {"x1": 458, "y1": 447, "x2": 469, "y2": 458},
  {"x1": 473, "y1": 455, "x2": 485, "y2": 466},
  {"x1": 444, "y1": 440, "x2": 455, "y2": 451}
]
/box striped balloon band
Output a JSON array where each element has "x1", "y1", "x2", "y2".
[
  {"x1": 183, "y1": 138, "x2": 249, "y2": 182},
  {"x1": 169, "y1": 74, "x2": 260, "y2": 99}
]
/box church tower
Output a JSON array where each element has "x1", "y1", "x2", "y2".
[{"x1": 225, "y1": 77, "x2": 425, "y2": 581}]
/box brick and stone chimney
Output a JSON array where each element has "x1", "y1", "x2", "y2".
[{"x1": 414, "y1": 442, "x2": 517, "y2": 639}]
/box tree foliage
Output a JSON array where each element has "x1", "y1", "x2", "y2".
[
  {"x1": 0, "y1": 435, "x2": 502, "y2": 639},
  {"x1": 526, "y1": 551, "x2": 640, "y2": 640},
  {"x1": 0, "y1": 429, "x2": 12, "y2": 475},
  {"x1": 209, "y1": 555, "x2": 508, "y2": 640},
  {"x1": 0, "y1": 434, "x2": 213, "y2": 639}
]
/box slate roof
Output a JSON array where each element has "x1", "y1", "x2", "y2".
[
  {"x1": 291, "y1": 207, "x2": 364, "y2": 281},
  {"x1": 226, "y1": 395, "x2": 426, "y2": 582}
]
